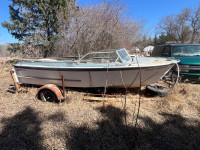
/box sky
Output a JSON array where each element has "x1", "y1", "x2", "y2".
[{"x1": 0, "y1": 0, "x2": 200, "y2": 44}]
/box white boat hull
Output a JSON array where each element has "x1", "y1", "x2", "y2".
[{"x1": 14, "y1": 64, "x2": 174, "y2": 88}]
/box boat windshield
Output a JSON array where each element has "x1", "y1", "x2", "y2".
[
  {"x1": 116, "y1": 48, "x2": 132, "y2": 63},
  {"x1": 172, "y1": 45, "x2": 200, "y2": 57},
  {"x1": 79, "y1": 49, "x2": 131, "y2": 63}
]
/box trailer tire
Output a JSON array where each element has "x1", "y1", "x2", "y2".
[{"x1": 39, "y1": 89, "x2": 58, "y2": 102}]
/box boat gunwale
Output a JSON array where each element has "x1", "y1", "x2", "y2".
[{"x1": 14, "y1": 63, "x2": 175, "y2": 71}]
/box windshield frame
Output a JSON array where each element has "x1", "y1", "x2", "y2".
[
  {"x1": 79, "y1": 50, "x2": 119, "y2": 63},
  {"x1": 79, "y1": 48, "x2": 131, "y2": 64}
]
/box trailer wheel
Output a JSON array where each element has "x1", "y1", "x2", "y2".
[{"x1": 39, "y1": 89, "x2": 58, "y2": 102}]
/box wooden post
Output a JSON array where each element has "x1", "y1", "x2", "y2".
[
  {"x1": 10, "y1": 70, "x2": 20, "y2": 93},
  {"x1": 61, "y1": 75, "x2": 65, "y2": 97}
]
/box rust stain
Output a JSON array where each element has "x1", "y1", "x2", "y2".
[{"x1": 88, "y1": 71, "x2": 93, "y2": 87}]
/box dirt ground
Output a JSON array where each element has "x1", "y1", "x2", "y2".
[{"x1": 0, "y1": 58, "x2": 200, "y2": 150}]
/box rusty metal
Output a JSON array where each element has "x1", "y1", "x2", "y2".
[
  {"x1": 10, "y1": 70, "x2": 20, "y2": 92},
  {"x1": 36, "y1": 84, "x2": 63, "y2": 101},
  {"x1": 61, "y1": 75, "x2": 65, "y2": 97},
  {"x1": 88, "y1": 71, "x2": 93, "y2": 87}
]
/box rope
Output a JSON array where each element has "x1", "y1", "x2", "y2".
[
  {"x1": 134, "y1": 56, "x2": 142, "y2": 128},
  {"x1": 102, "y1": 62, "x2": 109, "y2": 106},
  {"x1": 173, "y1": 62, "x2": 180, "y2": 88},
  {"x1": 120, "y1": 71, "x2": 128, "y2": 129},
  {"x1": 119, "y1": 55, "x2": 142, "y2": 133}
]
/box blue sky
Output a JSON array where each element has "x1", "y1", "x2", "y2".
[{"x1": 0, "y1": 0, "x2": 200, "y2": 44}]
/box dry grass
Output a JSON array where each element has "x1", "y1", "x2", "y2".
[{"x1": 0, "y1": 58, "x2": 200, "y2": 149}]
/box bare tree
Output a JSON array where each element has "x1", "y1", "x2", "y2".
[
  {"x1": 157, "y1": 2, "x2": 200, "y2": 43},
  {"x1": 157, "y1": 14, "x2": 191, "y2": 43},
  {"x1": 54, "y1": 0, "x2": 144, "y2": 56},
  {"x1": 157, "y1": 15, "x2": 178, "y2": 42},
  {"x1": 181, "y1": 4, "x2": 200, "y2": 43},
  {"x1": 174, "y1": 13, "x2": 191, "y2": 43}
]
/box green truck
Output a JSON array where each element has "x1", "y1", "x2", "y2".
[{"x1": 151, "y1": 44, "x2": 200, "y2": 81}]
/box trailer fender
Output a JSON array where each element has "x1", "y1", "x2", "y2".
[{"x1": 36, "y1": 84, "x2": 63, "y2": 101}]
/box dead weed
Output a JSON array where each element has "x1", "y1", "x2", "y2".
[{"x1": 0, "y1": 59, "x2": 200, "y2": 149}]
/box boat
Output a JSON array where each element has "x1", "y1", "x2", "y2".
[{"x1": 13, "y1": 48, "x2": 179, "y2": 88}]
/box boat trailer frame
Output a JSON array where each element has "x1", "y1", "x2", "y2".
[{"x1": 10, "y1": 70, "x2": 65, "y2": 102}]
